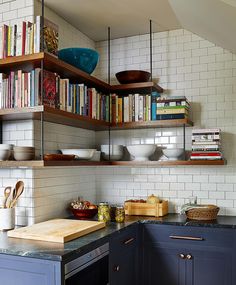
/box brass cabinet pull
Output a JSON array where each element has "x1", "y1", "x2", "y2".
[
  {"x1": 113, "y1": 265, "x2": 120, "y2": 272},
  {"x1": 123, "y1": 237, "x2": 135, "y2": 245},
  {"x1": 179, "y1": 253, "x2": 186, "y2": 259},
  {"x1": 186, "y1": 254, "x2": 192, "y2": 260},
  {"x1": 169, "y1": 235, "x2": 204, "y2": 241}
]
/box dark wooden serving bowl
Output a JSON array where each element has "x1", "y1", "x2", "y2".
[
  {"x1": 115, "y1": 70, "x2": 151, "y2": 84},
  {"x1": 70, "y1": 207, "x2": 98, "y2": 220}
]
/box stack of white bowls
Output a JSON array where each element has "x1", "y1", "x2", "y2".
[
  {"x1": 101, "y1": 145, "x2": 124, "y2": 161},
  {"x1": 0, "y1": 144, "x2": 14, "y2": 161},
  {"x1": 13, "y1": 146, "x2": 35, "y2": 161}
]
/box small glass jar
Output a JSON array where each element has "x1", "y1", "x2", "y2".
[
  {"x1": 115, "y1": 206, "x2": 125, "y2": 223},
  {"x1": 110, "y1": 205, "x2": 117, "y2": 222},
  {"x1": 98, "y1": 202, "x2": 110, "y2": 223}
]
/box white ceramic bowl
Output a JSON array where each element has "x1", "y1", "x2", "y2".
[
  {"x1": 101, "y1": 145, "x2": 124, "y2": 161},
  {"x1": 60, "y1": 149, "x2": 96, "y2": 160},
  {"x1": 13, "y1": 151, "x2": 35, "y2": 161},
  {"x1": 14, "y1": 146, "x2": 35, "y2": 152},
  {"x1": 0, "y1": 149, "x2": 11, "y2": 161},
  {"x1": 127, "y1": 144, "x2": 156, "y2": 161},
  {"x1": 0, "y1": 144, "x2": 14, "y2": 150},
  {"x1": 162, "y1": 148, "x2": 184, "y2": 160}
]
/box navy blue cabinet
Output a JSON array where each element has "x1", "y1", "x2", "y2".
[
  {"x1": 109, "y1": 224, "x2": 139, "y2": 285},
  {"x1": 142, "y1": 224, "x2": 234, "y2": 285},
  {"x1": 0, "y1": 254, "x2": 61, "y2": 285}
]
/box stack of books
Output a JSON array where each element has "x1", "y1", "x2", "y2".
[
  {"x1": 0, "y1": 68, "x2": 109, "y2": 121},
  {"x1": 191, "y1": 128, "x2": 223, "y2": 160},
  {"x1": 0, "y1": 16, "x2": 58, "y2": 59},
  {"x1": 156, "y1": 96, "x2": 190, "y2": 120}
]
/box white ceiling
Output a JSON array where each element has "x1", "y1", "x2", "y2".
[
  {"x1": 44, "y1": 0, "x2": 181, "y2": 41},
  {"x1": 44, "y1": 0, "x2": 236, "y2": 53}
]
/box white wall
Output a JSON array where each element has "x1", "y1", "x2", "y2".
[
  {"x1": 34, "y1": 0, "x2": 95, "y2": 50},
  {"x1": 0, "y1": 0, "x2": 97, "y2": 225},
  {"x1": 95, "y1": 29, "x2": 236, "y2": 215}
]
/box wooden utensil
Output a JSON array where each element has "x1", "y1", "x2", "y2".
[
  {"x1": 3, "y1": 187, "x2": 11, "y2": 208},
  {"x1": 9, "y1": 181, "x2": 24, "y2": 208}
]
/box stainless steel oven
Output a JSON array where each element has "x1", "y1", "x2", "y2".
[{"x1": 65, "y1": 243, "x2": 109, "y2": 285}]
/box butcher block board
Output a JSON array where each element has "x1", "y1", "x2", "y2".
[{"x1": 7, "y1": 219, "x2": 106, "y2": 243}]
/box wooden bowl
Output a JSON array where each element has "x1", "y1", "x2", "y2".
[
  {"x1": 70, "y1": 207, "x2": 98, "y2": 220},
  {"x1": 115, "y1": 70, "x2": 151, "y2": 84}
]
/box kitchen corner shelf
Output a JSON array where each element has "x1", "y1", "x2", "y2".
[
  {"x1": 111, "y1": 160, "x2": 226, "y2": 166},
  {"x1": 111, "y1": 82, "x2": 163, "y2": 94},
  {"x1": 0, "y1": 52, "x2": 110, "y2": 93},
  {"x1": 0, "y1": 159, "x2": 226, "y2": 168},
  {"x1": 0, "y1": 105, "x2": 109, "y2": 131},
  {"x1": 110, "y1": 118, "x2": 193, "y2": 130}
]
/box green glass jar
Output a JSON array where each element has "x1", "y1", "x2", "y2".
[
  {"x1": 115, "y1": 206, "x2": 125, "y2": 223},
  {"x1": 98, "y1": 202, "x2": 110, "y2": 223}
]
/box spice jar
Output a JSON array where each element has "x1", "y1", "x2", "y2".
[
  {"x1": 115, "y1": 206, "x2": 125, "y2": 223},
  {"x1": 98, "y1": 202, "x2": 110, "y2": 223}
]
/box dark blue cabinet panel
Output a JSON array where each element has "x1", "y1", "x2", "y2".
[
  {"x1": 187, "y1": 248, "x2": 232, "y2": 285},
  {"x1": 109, "y1": 224, "x2": 139, "y2": 285},
  {"x1": 0, "y1": 254, "x2": 61, "y2": 285},
  {"x1": 143, "y1": 245, "x2": 185, "y2": 285},
  {"x1": 142, "y1": 224, "x2": 234, "y2": 285}
]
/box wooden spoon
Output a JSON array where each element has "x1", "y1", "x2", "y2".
[
  {"x1": 3, "y1": 187, "x2": 11, "y2": 208},
  {"x1": 9, "y1": 181, "x2": 24, "y2": 208}
]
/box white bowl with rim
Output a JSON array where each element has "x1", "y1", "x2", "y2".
[
  {"x1": 127, "y1": 144, "x2": 156, "y2": 161},
  {"x1": 162, "y1": 148, "x2": 184, "y2": 160},
  {"x1": 60, "y1": 149, "x2": 96, "y2": 160}
]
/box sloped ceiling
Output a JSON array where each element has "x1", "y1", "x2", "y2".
[
  {"x1": 44, "y1": 0, "x2": 236, "y2": 53},
  {"x1": 168, "y1": 0, "x2": 236, "y2": 53}
]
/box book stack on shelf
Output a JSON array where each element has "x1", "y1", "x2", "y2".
[
  {"x1": 0, "y1": 68, "x2": 109, "y2": 121},
  {"x1": 156, "y1": 96, "x2": 190, "y2": 120},
  {"x1": 190, "y1": 128, "x2": 223, "y2": 160},
  {"x1": 0, "y1": 16, "x2": 58, "y2": 59},
  {"x1": 111, "y1": 91, "x2": 161, "y2": 124}
]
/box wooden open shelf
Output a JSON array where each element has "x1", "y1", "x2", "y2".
[
  {"x1": 111, "y1": 160, "x2": 226, "y2": 166},
  {"x1": 0, "y1": 106, "x2": 192, "y2": 131},
  {"x1": 0, "y1": 160, "x2": 111, "y2": 168},
  {"x1": 0, "y1": 105, "x2": 109, "y2": 131},
  {"x1": 112, "y1": 82, "x2": 164, "y2": 94},
  {"x1": 110, "y1": 118, "x2": 193, "y2": 130},
  {"x1": 0, "y1": 159, "x2": 226, "y2": 168},
  {"x1": 0, "y1": 52, "x2": 110, "y2": 93},
  {"x1": 0, "y1": 53, "x2": 165, "y2": 95}
]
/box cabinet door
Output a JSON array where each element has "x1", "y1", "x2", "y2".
[
  {"x1": 110, "y1": 249, "x2": 136, "y2": 285},
  {"x1": 0, "y1": 254, "x2": 61, "y2": 285},
  {"x1": 186, "y1": 248, "x2": 232, "y2": 285},
  {"x1": 109, "y1": 225, "x2": 138, "y2": 285},
  {"x1": 143, "y1": 244, "x2": 186, "y2": 285}
]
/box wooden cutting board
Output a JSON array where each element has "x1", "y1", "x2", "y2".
[{"x1": 7, "y1": 219, "x2": 105, "y2": 243}]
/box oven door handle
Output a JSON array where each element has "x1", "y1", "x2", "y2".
[{"x1": 65, "y1": 251, "x2": 109, "y2": 280}]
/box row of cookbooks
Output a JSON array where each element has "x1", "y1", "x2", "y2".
[
  {"x1": 0, "y1": 69, "x2": 109, "y2": 121},
  {"x1": 0, "y1": 16, "x2": 58, "y2": 59},
  {"x1": 110, "y1": 94, "x2": 190, "y2": 123},
  {"x1": 191, "y1": 128, "x2": 223, "y2": 160},
  {"x1": 0, "y1": 68, "x2": 191, "y2": 123}
]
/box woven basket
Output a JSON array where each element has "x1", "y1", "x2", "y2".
[{"x1": 186, "y1": 205, "x2": 219, "y2": 220}]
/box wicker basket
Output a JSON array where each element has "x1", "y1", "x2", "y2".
[{"x1": 186, "y1": 205, "x2": 219, "y2": 220}]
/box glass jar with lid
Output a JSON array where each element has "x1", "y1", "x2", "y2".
[
  {"x1": 115, "y1": 206, "x2": 125, "y2": 223},
  {"x1": 98, "y1": 202, "x2": 110, "y2": 223}
]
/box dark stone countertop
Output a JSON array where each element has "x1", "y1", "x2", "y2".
[{"x1": 1, "y1": 214, "x2": 236, "y2": 262}]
